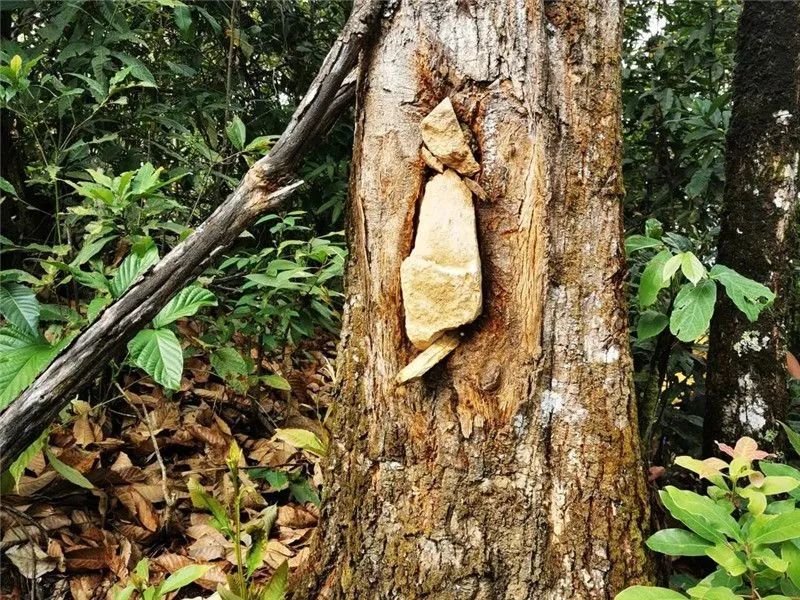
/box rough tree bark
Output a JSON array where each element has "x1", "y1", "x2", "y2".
[
  {"x1": 704, "y1": 0, "x2": 800, "y2": 452},
  {"x1": 0, "y1": 0, "x2": 384, "y2": 470},
  {"x1": 296, "y1": 1, "x2": 650, "y2": 598}
]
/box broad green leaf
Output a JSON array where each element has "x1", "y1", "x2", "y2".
[
  {"x1": 1, "y1": 429, "x2": 48, "y2": 493},
  {"x1": 261, "y1": 561, "x2": 288, "y2": 600},
  {"x1": 135, "y1": 558, "x2": 149, "y2": 581},
  {"x1": 739, "y1": 487, "x2": 767, "y2": 516},
  {"x1": 275, "y1": 428, "x2": 327, "y2": 457},
  {"x1": 0, "y1": 325, "x2": 40, "y2": 352},
  {"x1": 749, "y1": 510, "x2": 800, "y2": 545},
  {"x1": 615, "y1": 586, "x2": 687, "y2": 600},
  {"x1": 758, "y1": 476, "x2": 800, "y2": 495},
  {"x1": 113, "y1": 585, "x2": 135, "y2": 600},
  {"x1": 662, "y1": 253, "x2": 683, "y2": 283},
  {"x1": 670, "y1": 280, "x2": 717, "y2": 342},
  {"x1": 249, "y1": 467, "x2": 290, "y2": 490},
  {"x1": 0, "y1": 282, "x2": 39, "y2": 334},
  {"x1": 152, "y1": 286, "x2": 216, "y2": 328},
  {"x1": 187, "y1": 477, "x2": 231, "y2": 534},
  {"x1": 290, "y1": 477, "x2": 321, "y2": 507},
  {"x1": 71, "y1": 234, "x2": 116, "y2": 267},
  {"x1": 160, "y1": 564, "x2": 210, "y2": 594},
  {"x1": 782, "y1": 541, "x2": 800, "y2": 587},
  {"x1": 626, "y1": 235, "x2": 664, "y2": 254},
  {"x1": 45, "y1": 447, "x2": 94, "y2": 489},
  {"x1": 637, "y1": 311, "x2": 669, "y2": 340},
  {"x1": 0, "y1": 176, "x2": 18, "y2": 197},
  {"x1": 710, "y1": 264, "x2": 775, "y2": 322},
  {"x1": 690, "y1": 587, "x2": 741, "y2": 600},
  {"x1": 780, "y1": 422, "x2": 800, "y2": 457},
  {"x1": 87, "y1": 295, "x2": 112, "y2": 322},
  {"x1": 262, "y1": 373, "x2": 291, "y2": 391},
  {"x1": 0, "y1": 339, "x2": 59, "y2": 411},
  {"x1": 109, "y1": 245, "x2": 159, "y2": 298},
  {"x1": 246, "y1": 532, "x2": 266, "y2": 578},
  {"x1": 753, "y1": 547, "x2": 788, "y2": 572},
  {"x1": 226, "y1": 115, "x2": 246, "y2": 150},
  {"x1": 174, "y1": 5, "x2": 192, "y2": 31},
  {"x1": 211, "y1": 347, "x2": 248, "y2": 378},
  {"x1": 127, "y1": 328, "x2": 183, "y2": 390},
  {"x1": 639, "y1": 250, "x2": 673, "y2": 307},
  {"x1": 680, "y1": 252, "x2": 706, "y2": 285},
  {"x1": 663, "y1": 486, "x2": 740, "y2": 542},
  {"x1": 646, "y1": 529, "x2": 713, "y2": 557},
  {"x1": 705, "y1": 544, "x2": 746, "y2": 576}
]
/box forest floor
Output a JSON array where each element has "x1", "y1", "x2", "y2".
[{"x1": 0, "y1": 320, "x2": 334, "y2": 600}]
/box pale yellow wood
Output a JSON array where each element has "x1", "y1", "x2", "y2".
[{"x1": 395, "y1": 332, "x2": 460, "y2": 384}]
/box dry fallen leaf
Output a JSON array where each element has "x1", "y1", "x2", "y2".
[{"x1": 6, "y1": 543, "x2": 60, "y2": 579}]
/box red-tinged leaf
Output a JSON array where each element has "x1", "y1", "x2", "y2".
[{"x1": 788, "y1": 351, "x2": 800, "y2": 380}]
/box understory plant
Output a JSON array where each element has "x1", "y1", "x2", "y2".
[
  {"x1": 113, "y1": 559, "x2": 209, "y2": 600},
  {"x1": 618, "y1": 431, "x2": 800, "y2": 599},
  {"x1": 188, "y1": 441, "x2": 287, "y2": 600}
]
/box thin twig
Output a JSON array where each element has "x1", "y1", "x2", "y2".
[{"x1": 115, "y1": 382, "x2": 176, "y2": 527}]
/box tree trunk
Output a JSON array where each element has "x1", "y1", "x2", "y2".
[
  {"x1": 704, "y1": 0, "x2": 800, "y2": 452},
  {"x1": 296, "y1": 1, "x2": 650, "y2": 598}
]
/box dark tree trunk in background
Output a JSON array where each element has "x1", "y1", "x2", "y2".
[
  {"x1": 296, "y1": 1, "x2": 650, "y2": 598},
  {"x1": 705, "y1": 0, "x2": 800, "y2": 452}
]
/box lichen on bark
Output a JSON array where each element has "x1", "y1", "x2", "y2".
[{"x1": 705, "y1": 0, "x2": 800, "y2": 452}]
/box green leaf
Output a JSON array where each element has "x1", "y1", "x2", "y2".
[
  {"x1": 109, "y1": 245, "x2": 159, "y2": 298},
  {"x1": 705, "y1": 544, "x2": 747, "y2": 576},
  {"x1": 275, "y1": 428, "x2": 327, "y2": 457},
  {"x1": 614, "y1": 586, "x2": 687, "y2": 599},
  {"x1": 646, "y1": 528, "x2": 713, "y2": 556},
  {"x1": 246, "y1": 532, "x2": 266, "y2": 578},
  {"x1": 290, "y1": 477, "x2": 321, "y2": 507},
  {"x1": 680, "y1": 252, "x2": 706, "y2": 285},
  {"x1": 0, "y1": 282, "x2": 39, "y2": 335},
  {"x1": 0, "y1": 338, "x2": 59, "y2": 411},
  {"x1": 261, "y1": 561, "x2": 288, "y2": 600},
  {"x1": 187, "y1": 477, "x2": 231, "y2": 534},
  {"x1": 226, "y1": 115, "x2": 246, "y2": 150},
  {"x1": 45, "y1": 447, "x2": 94, "y2": 489},
  {"x1": 152, "y1": 286, "x2": 216, "y2": 328},
  {"x1": 160, "y1": 564, "x2": 209, "y2": 594},
  {"x1": 669, "y1": 280, "x2": 717, "y2": 342},
  {"x1": 249, "y1": 467, "x2": 290, "y2": 490},
  {"x1": 782, "y1": 541, "x2": 800, "y2": 587},
  {"x1": 639, "y1": 250, "x2": 673, "y2": 307},
  {"x1": 662, "y1": 253, "x2": 683, "y2": 283},
  {"x1": 661, "y1": 486, "x2": 739, "y2": 543},
  {"x1": 127, "y1": 328, "x2": 183, "y2": 390},
  {"x1": 638, "y1": 311, "x2": 669, "y2": 340},
  {"x1": 748, "y1": 510, "x2": 800, "y2": 545},
  {"x1": 0, "y1": 176, "x2": 18, "y2": 197},
  {"x1": 211, "y1": 347, "x2": 249, "y2": 385},
  {"x1": 710, "y1": 264, "x2": 775, "y2": 322},
  {"x1": 174, "y1": 5, "x2": 192, "y2": 31},
  {"x1": 87, "y1": 295, "x2": 112, "y2": 322},
  {"x1": 113, "y1": 585, "x2": 135, "y2": 600},
  {"x1": 1, "y1": 429, "x2": 48, "y2": 493},
  {"x1": 626, "y1": 235, "x2": 663, "y2": 254},
  {"x1": 262, "y1": 373, "x2": 291, "y2": 391},
  {"x1": 780, "y1": 422, "x2": 800, "y2": 457},
  {"x1": 758, "y1": 476, "x2": 800, "y2": 495}
]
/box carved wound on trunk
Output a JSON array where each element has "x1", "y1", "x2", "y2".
[{"x1": 397, "y1": 99, "x2": 483, "y2": 382}]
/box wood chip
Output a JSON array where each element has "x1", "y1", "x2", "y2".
[{"x1": 396, "y1": 332, "x2": 461, "y2": 384}]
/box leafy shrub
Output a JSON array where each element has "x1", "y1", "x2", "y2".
[{"x1": 618, "y1": 432, "x2": 800, "y2": 599}]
